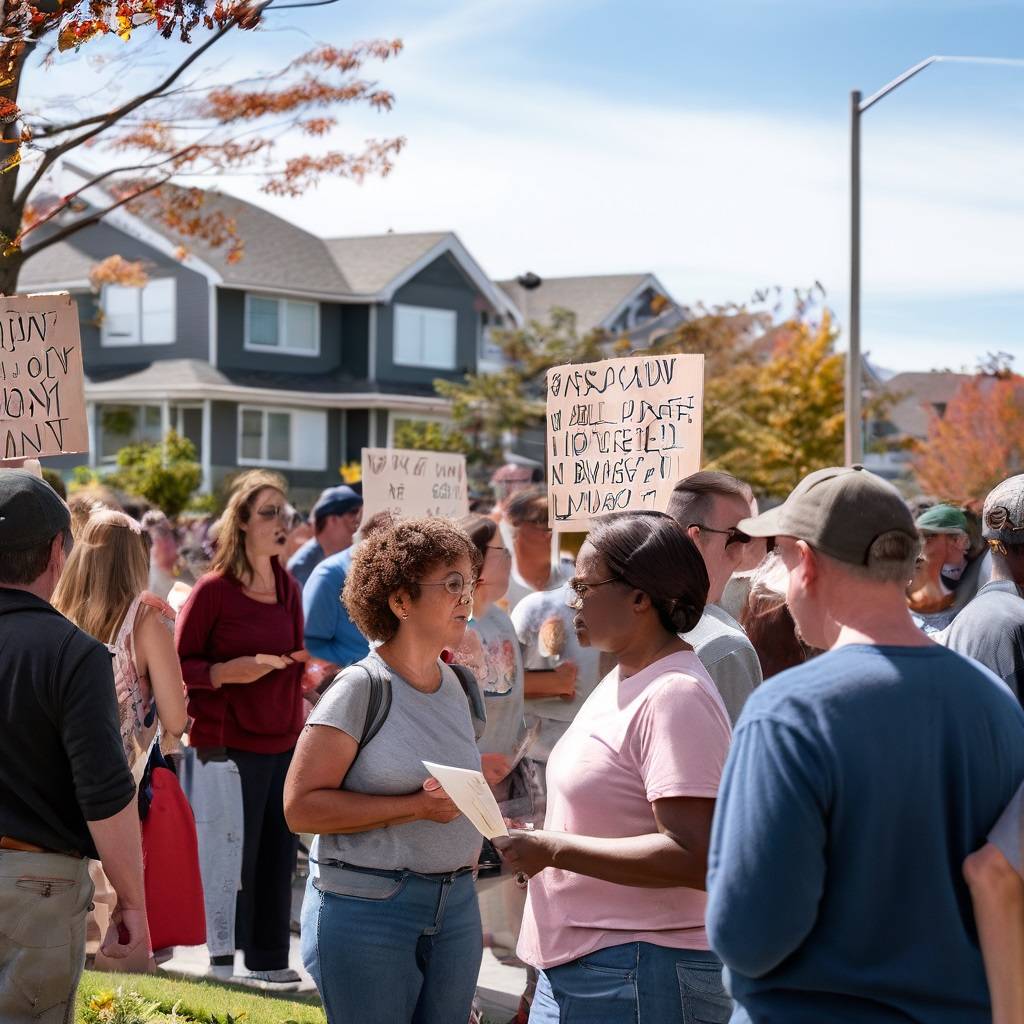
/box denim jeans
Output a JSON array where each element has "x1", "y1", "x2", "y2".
[
  {"x1": 530, "y1": 942, "x2": 731, "y2": 1024},
  {"x1": 300, "y1": 866, "x2": 482, "y2": 1024}
]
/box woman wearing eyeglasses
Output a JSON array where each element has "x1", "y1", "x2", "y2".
[
  {"x1": 175, "y1": 469, "x2": 307, "y2": 989},
  {"x1": 285, "y1": 518, "x2": 486, "y2": 1024},
  {"x1": 497, "y1": 511, "x2": 733, "y2": 1024}
]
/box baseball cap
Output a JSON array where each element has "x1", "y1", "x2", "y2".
[
  {"x1": 738, "y1": 465, "x2": 917, "y2": 566},
  {"x1": 0, "y1": 470, "x2": 71, "y2": 550},
  {"x1": 914, "y1": 504, "x2": 968, "y2": 535},
  {"x1": 312, "y1": 485, "x2": 362, "y2": 520},
  {"x1": 983, "y1": 474, "x2": 1024, "y2": 545}
]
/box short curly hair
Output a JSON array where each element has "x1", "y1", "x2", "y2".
[{"x1": 343, "y1": 517, "x2": 482, "y2": 642}]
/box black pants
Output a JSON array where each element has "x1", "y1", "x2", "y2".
[{"x1": 229, "y1": 747, "x2": 296, "y2": 972}]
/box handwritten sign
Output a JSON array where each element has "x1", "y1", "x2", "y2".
[
  {"x1": 546, "y1": 353, "x2": 704, "y2": 529},
  {"x1": 361, "y1": 447, "x2": 469, "y2": 521},
  {"x1": 0, "y1": 293, "x2": 88, "y2": 460}
]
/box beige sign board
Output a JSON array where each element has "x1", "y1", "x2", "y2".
[
  {"x1": 546, "y1": 353, "x2": 704, "y2": 529},
  {"x1": 0, "y1": 292, "x2": 88, "y2": 460},
  {"x1": 361, "y1": 447, "x2": 469, "y2": 521}
]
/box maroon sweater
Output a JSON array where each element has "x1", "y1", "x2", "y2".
[{"x1": 175, "y1": 559, "x2": 305, "y2": 753}]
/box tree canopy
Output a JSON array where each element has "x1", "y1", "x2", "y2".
[{"x1": 0, "y1": 0, "x2": 403, "y2": 292}]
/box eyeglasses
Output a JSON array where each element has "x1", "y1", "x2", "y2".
[
  {"x1": 255, "y1": 505, "x2": 290, "y2": 522},
  {"x1": 565, "y1": 576, "x2": 620, "y2": 610},
  {"x1": 417, "y1": 572, "x2": 478, "y2": 598},
  {"x1": 517, "y1": 521, "x2": 553, "y2": 537},
  {"x1": 689, "y1": 523, "x2": 751, "y2": 547}
]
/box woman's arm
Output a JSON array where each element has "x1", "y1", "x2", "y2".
[
  {"x1": 283, "y1": 722, "x2": 462, "y2": 835},
  {"x1": 964, "y1": 842, "x2": 1024, "y2": 1024},
  {"x1": 135, "y1": 608, "x2": 188, "y2": 741},
  {"x1": 495, "y1": 796, "x2": 715, "y2": 890}
]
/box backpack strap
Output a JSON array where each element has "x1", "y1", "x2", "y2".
[
  {"x1": 449, "y1": 663, "x2": 488, "y2": 740},
  {"x1": 356, "y1": 657, "x2": 393, "y2": 750}
]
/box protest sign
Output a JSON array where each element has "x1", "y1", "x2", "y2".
[
  {"x1": 0, "y1": 293, "x2": 88, "y2": 461},
  {"x1": 361, "y1": 447, "x2": 469, "y2": 521},
  {"x1": 546, "y1": 353, "x2": 704, "y2": 529}
]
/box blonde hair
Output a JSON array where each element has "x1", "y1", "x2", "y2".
[
  {"x1": 52, "y1": 509, "x2": 149, "y2": 644},
  {"x1": 210, "y1": 469, "x2": 288, "y2": 584}
]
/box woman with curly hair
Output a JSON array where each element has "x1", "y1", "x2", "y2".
[
  {"x1": 497, "y1": 511, "x2": 734, "y2": 1024},
  {"x1": 285, "y1": 517, "x2": 485, "y2": 1024}
]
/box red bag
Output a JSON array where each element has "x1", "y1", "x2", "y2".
[{"x1": 141, "y1": 760, "x2": 206, "y2": 950}]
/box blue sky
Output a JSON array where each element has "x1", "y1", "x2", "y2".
[{"x1": 27, "y1": 0, "x2": 1024, "y2": 372}]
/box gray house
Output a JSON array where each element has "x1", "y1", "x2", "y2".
[{"x1": 20, "y1": 179, "x2": 521, "y2": 500}]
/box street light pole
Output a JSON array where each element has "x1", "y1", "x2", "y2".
[
  {"x1": 846, "y1": 89, "x2": 862, "y2": 466},
  {"x1": 844, "y1": 54, "x2": 1024, "y2": 467}
]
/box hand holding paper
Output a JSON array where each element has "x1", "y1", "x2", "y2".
[{"x1": 422, "y1": 761, "x2": 509, "y2": 840}]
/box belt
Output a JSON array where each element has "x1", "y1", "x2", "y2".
[
  {"x1": 0, "y1": 836, "x2": 83, "y2": 859},
  {"x1": 313, "y1": 858, "x2": 475, "y2": 883}
]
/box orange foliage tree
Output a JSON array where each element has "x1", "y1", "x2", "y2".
[
  {"x1": 912, "y1": 372, "x2": 1024, "y2": 503},
  {"x1": 0, "y1": 0, "x2": 404, "y2": 294}
]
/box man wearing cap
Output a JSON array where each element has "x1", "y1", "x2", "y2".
[
  {"x1": 907, "y1": 503, "x2": 971, "y2": 632},
  {"x1": 942, "y1": 475, "x2": 1024, "y2": 702},
  {"x1": 286, "y1": 484, "x2": 363, "y2": 588},
  {"x1": 706, "y1": 466, "x2": 1024, "y2": 1023},
  {"x1": 0, "y1": 471, "x2": 149, "y2": 1021}
]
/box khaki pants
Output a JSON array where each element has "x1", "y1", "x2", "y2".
[{"x1": 0, "y1": 850, "x2": 93, "y2": 1024}]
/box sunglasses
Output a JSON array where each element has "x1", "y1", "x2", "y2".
[{"x1": 689, "y1": 523, "x2": 752, "y2": 547}]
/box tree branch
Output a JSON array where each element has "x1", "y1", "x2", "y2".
[
  {"x1": 19, "y1": 175, "x2": 170, "y2": 262},
  {"x1": 14, "y1": 11, "x2": 248, "y2": 209}
]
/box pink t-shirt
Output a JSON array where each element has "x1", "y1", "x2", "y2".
[{"x1": 517, "y1": 649, "x2": 732, "y2": 969}]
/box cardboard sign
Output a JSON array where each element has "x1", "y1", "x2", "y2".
[
  {"x1": 546, "y1": 353, "x2": 704, "y2": 529},
  {"x1": 361, "y1": 447, "x2": 469, "y2": 521},
  {"x1": 0, "y1": 293, "x2": 88, "y2": 460}
]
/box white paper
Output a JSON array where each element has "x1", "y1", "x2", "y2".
[{"x1": 422, "y1": 761, "x2": 509, "y2": 840}]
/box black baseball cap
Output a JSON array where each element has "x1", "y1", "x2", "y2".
[{"x1": 0, "y1": 471, "x2": 71, "y2": 549}]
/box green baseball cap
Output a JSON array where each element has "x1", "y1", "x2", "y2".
[
  {"x1": 0, "y1": 470, "x2": 70, "y2": 550},
  {"x1": 738, "y1": 465, "x2": 917, "y2": 566},
  {"x1": 914, "y1": 504, "x2": 968, "y2": 535}
]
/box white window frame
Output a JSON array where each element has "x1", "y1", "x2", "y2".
[
  {"x1": 97, "y1": 403, "x2": 164, "y2": 464},
  {"x1": 243, "y1": 293, "x2": 321, "y2": 358},
  {"x1": 386, "y1": 411, "x2": 451, "y2": 449},
  {"x1": 236, "y1": 406, "x2": 328, "y2": 471},
  {"x1": 100, "y1": 279, "x2": 177, "y2": 347},
  {"x1": 393, "y1": 303, "x2": 457, "y2": 370}
]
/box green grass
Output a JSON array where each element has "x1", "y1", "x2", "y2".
[{"x1": 76, "y1": 969, "x2": 326, "y2": 1023}]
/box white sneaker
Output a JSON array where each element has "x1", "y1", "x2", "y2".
[{"x1": 239, "y1": 968, "x2": 303, "y2": 991}]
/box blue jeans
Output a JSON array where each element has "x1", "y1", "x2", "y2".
[
  {"x1": 300, "y1": 867, "x2": 482, "y2": 1024},
  {"x1": 530, "y1": 942, "x2": 731, "y2": 1024}
]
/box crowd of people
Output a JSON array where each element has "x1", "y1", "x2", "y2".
[{"x1": 2, "y1": 457, "x2": 1024, "y2": 1024}]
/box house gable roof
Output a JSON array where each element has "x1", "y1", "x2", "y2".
[
  {"x1": 880, "y1": 371, "x2": 972, "y2": 440},
  {"x1": 496, "y1": 273, "x2": 669, "y2": 335}
]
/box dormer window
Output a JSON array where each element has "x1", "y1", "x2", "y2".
[
  {"x1": 244, "y1": 294, "x2": 320, "y2": 356},
  {"x1": 101, "y1": 279, "x2": 176, "y2": 346}
]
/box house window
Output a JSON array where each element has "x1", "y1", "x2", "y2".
[
  {"x1": 98, "y1": 404, "x2": 163, "y2": 461},
  {"x1": 244, "y1": 295, "x2": 320, "y2": 356},
  {"x1": 101, "y1": 279, "x2": 176, "y2": 346},
  {"x1": 237, "y1": 407, "x2": 327, "y2": 470},
  {"x1": 394, "y1": 304, "x2": 457, "y2": 370},
  {"x1": 478, "y1": 310, "x2": 505, "y2": 364}
]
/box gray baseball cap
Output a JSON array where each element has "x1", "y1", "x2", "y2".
[
  {"x1": 738, "y1": 465, "x2": 917, "y2": 566},
  {"x1": 983, "y1": 474, "x2": 1024, "y2": 546},
  {"x1": 0, "y1": 470, "x2": 70, "y2": 550}
]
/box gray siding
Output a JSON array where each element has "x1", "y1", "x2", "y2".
[
  {"x1": 216, "y1": 290, "x2": 370, "y2": 376},
  {"x1": 59, "y1": 223, "x2": 209, "y2": 368},
  {"x1": 375, "y1": 253, "x2": 479, "y2": 389}
]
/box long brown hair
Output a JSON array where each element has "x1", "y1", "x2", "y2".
[
  {"x1": 52, "y1": 508, "x2": 150, "y2": 644},
  {"x1": 210, "y1": 469, "x2": 288, "y2": 583}
]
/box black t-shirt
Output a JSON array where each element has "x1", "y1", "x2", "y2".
[{"x1": 0, "y1": 588, "x2": 135, "y2": 858}]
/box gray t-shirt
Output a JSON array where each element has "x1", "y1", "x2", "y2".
[
  {"x1": 511, "y1": 583, "x2": 602, "y2": 761},
  {"x1": 941, "y1": 580, "x2": 1024, "y2": 702},
  {"x1": 308, "y1": 651, "x2": 483, "y2": 874},
  {"x1": 990, "y1": 779, "x2": 1024, "y2": 878},
  {"x1": 682, "y1": 604, "x2": 763, "y2": 724}
]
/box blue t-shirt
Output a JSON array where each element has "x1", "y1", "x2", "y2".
[
  {"x1": 707, "y1": 643, "x2": 1024, "y2": 1024},
  {"x1": 302, "y1": 547, "x2": 369, "y2": 668},
  {"x1": 287, "y1": 538, "x2": 324, "y2": 589}
]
